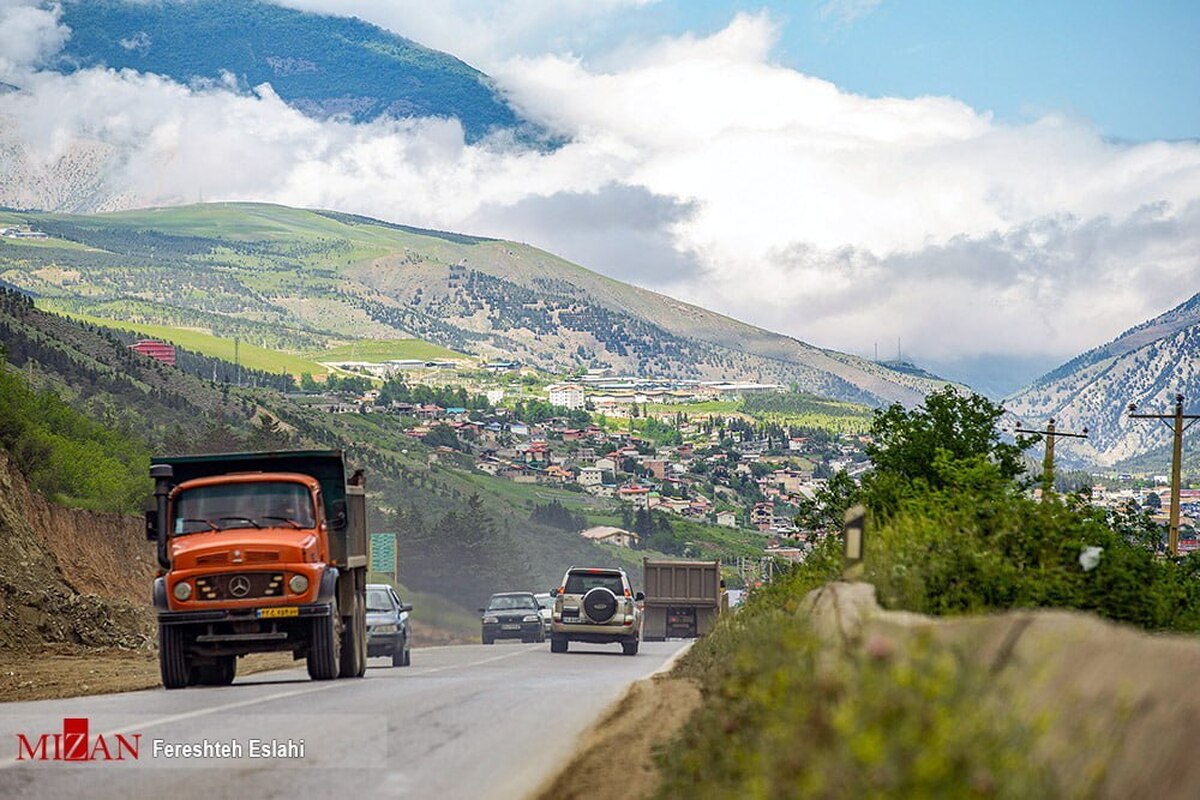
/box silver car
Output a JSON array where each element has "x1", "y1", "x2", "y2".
[{"x1": 533, "y1": 592, "x2": 554, "y2": 635}]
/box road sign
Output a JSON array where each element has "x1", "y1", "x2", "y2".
[{"x1": 370, "y1": 532, "x2": 397, "y2": 575}]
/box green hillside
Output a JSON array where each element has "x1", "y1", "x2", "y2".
[
  {"x1": 0, "y1": 202, "x2": 950, "y2": 407},
  {"x1": 313, "y1": 339, "x2": 464, "y2": 363},
  {"x1": 45, "y1": 306, "x2": 329, "y2": 377}
]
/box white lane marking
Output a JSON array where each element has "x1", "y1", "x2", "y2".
[
  {"x1": 415, "y1": 647, "x2": 531, "y2": 675},
  {"x1": 0, "y1": 647, "x2": 538, "y2": 770}
]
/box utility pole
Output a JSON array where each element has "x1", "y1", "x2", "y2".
[
  {"x1": 1013, "y1": 418, "x2": 1088, "y2": 500},
  {"x1": 1128, "y1": 394, "x2": 1200, "y2": 556}
]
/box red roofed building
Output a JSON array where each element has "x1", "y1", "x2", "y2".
[{"x1": 129, "y1": 339, "x2": 176, "y2": 366}]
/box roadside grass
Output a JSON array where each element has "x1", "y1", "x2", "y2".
[
  {"x1": 658, "y1": 537, "x2": 1056, "y2": 798},
  {"x1": 659, "y1": 609, "x2": 1055, "y2": 799},
  {"x1": 42, "y1": 307, "x2": 329, "y2": 376}
]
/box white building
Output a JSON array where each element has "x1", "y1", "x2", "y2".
[
  {"x1": 578, "y1": 467, "x2": 604, "y2": 486},
  {"x1": 547, "y1": 383, "x2": 585, "y2": 410}
]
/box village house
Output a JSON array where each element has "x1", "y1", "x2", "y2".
[
  {"x1": 716, "y1": 510, "x2": 738, "y2": 528},
  {"x1": 579, "y1": 526, "x2": 640, "y2": 548},
  {"x1": 750, "y1": 502, "x2": 775, "y2": 531},
  {"x1": 578, "y1": 467, "x2": 604, "y2": 486}
]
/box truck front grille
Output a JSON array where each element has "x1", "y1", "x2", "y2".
[{"x1": 194, "y1": 572, "x2": 285, "y2": 601}]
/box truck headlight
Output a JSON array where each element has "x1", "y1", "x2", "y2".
[
  {"x1": 173, "y1": 581, "x2": 192, "y2": 601},
  {"x1": 288, "y1": 574, "x2": 309, "y2": 594},
  {"x1": 522, "y1": 614, "x2": 540, "y2": 623}
]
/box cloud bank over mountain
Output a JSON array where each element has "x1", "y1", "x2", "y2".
[{"x1": 1, "y1": 1, "x2": 1197, "y2": 388}]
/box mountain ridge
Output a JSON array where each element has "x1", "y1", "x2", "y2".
[
  {"x1": 0, "y1": 202, "x2": 950, "y2": 407},
  {"x1": 1006, "y1": 290, "x2": 1200, "y2": 467}
]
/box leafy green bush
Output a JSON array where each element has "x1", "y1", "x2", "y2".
[
  {"x1": 865, "y1": 454, "x2": 1200, "y2": 632},
  {"x1": 0, "y1": 360, "x2": 150, "y2": 513}
]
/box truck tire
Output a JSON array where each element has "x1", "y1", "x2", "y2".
[
  {"x1": 339, "y1": 594, "x2": 366, "y2": 679},
  {"x1": 550, "y1": 635, "x2": 567, "y2": 653},
  {"x1": 307, "y1": 601, "x2": 341, "y2": 680},
  {"x1": 622, "y1": 638, "x2": 639, "y2": 656},
  {"x1": 159, "y1": 623, "x2": 192, "y2": 689}
]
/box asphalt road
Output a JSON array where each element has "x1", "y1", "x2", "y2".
[{"x1": 0, "y1": 640, "x2": 688, "y2": 799}]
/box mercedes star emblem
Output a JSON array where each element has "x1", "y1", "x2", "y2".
[{"x1": 229, "y1": 575, "x2": 252, "y2": 598}]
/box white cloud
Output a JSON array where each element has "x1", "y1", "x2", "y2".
[
  {"x1": 0, "y1": 1, "x2": 69, "y2": 79},
  {"x1": 819, "y1": 0, "x2": 884, "y2": 26},
  {"x1": 267, "y1": 0, "x2": 658, "y2": 69},
  {"x1": 1, "y1": 8, "x2": 1198, "y2": 377}
]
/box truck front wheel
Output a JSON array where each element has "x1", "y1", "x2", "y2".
[
  {"x1": 307, "y1": 602, "x2": 342, "y2": 680},
  {"x1": 159, "y1": 623, "x2": 192, "y2": 689},
  {"x1": 339, "y1": 594, "x2": 366, "y2": 679}
]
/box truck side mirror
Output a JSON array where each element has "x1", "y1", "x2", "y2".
[
  {"x1": 330, "y1": 499, "x2": 348, "y2": 530},
  {"x1": 635, "y1": 591, "x2": 645, "y2": 602},
  {"x1": 145, "y1": 510, "x2": 159, "y2": 542}
]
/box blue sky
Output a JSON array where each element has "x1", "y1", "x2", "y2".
[{"x1": 602, "y1": 0, "x2": 1200, "y2": 143}]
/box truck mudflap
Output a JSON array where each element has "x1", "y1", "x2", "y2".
[{"x1": 157, "y1": 602, "x2": 334, "y2": 626}]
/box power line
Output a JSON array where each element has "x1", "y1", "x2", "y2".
[
  {"x1": 1128, "y1": 394, "x2": 1200, "y2": 556},
  {"x1": 1013, "y1": 418, "x2": 1088, "y2": 501}
]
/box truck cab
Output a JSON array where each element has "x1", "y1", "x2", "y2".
[{"x1": 147, "y1": 451, "x2": 368, "y2": 688}]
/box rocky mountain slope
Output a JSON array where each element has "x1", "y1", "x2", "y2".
[
  {"x1": 1005, "y1": 292, "x2": 1200, "y2": 467},
  {"x1": 0, "y1": 203, "x2": 948, "y2": 406}
]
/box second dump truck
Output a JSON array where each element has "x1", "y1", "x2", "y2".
[
  {"x1": 641, "y1": 558, "x2": 724, "y2": 641},
  {"x1": 146, "y1": 450, "x2": 368, "y2": 688}
]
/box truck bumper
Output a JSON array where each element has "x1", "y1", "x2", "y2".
[{"x1": 157, "y1": 601, "x2": 333, "y2": 626}]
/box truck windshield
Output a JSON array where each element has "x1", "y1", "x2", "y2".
[{"x1": 173, "y1": 482, "x2": 316, "y2": 534}]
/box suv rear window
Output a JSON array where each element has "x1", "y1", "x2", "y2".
[{"x1": 565, "y1": 572, "x2": 624, "y2": 595}]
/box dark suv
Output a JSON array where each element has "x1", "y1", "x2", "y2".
[
  {"x1": 550, "y1": 567, "x2": 643, "y2": 655},
  {"x1": 366, "y1": 583, "x2": 413, "y2": 667},
  {"x1": 481, "y1": 592, "x2": 545, "y2": 644}
]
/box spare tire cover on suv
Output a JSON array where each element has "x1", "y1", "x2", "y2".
[{"x1": 582, "y1": 587, "x2": 618, "y2": 623}]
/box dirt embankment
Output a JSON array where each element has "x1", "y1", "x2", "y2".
[
  {"x1": 533, "y1": 645, "x2": 701, "y2": 800},
  {"x1": 0, "y1": 448, "x2": 153, "y2": 658},
  {"x1": 803, "y1": 582, "x2": 1200, "y2": 799}
]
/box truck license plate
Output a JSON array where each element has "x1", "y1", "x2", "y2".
[{"x1": 257, "y1": 607, "x2": 299, "y2": 618}]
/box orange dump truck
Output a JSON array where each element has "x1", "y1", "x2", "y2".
[{"x1": 146, "y1": 450, "x2": 368, "y2": 688}]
